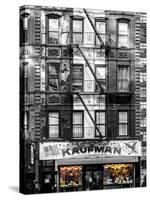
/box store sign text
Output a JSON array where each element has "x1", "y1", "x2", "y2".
[{"x1": 39, "y1": 140, "x2": 141, "y2": 160}]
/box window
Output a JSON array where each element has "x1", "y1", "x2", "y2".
[
  {"x1": 23, "y1": 63, "x2": 28, "y2": 92},
  {"x1": 95, "y1": 65, "x2": 106, "y2": 91},
  {"x1": 48, "y1": 63, "x2": 60, "y2": 91},
  {"x1": 140, "y1": 102, "x2": 146, "y2": 110},
  {"x1": 119, "y1": 112, "x2": 128, "y2": 136},
  {"x1": 95, "y1": 20, "x2": 106, "y2": 45},
  {"x1": 48, "y1": 17, "x2": 59, "y2": 44},
  {"x1": 95, "y1": 111, "x2": 105, "y2": 137},
  {"x1": 20, "y1": 14, "x2": 29, "y2": 44},
  {"x1": 73, "y1": 111, "x2": 83, "y2": 138},
  {"x1": 60, "y1": 166, "x2": 82, "y2": 189},
  {"x1": 72, "y1": 65, "x2": 83, "y2": 92},
  {"x1": 103, "y1": 164, "x2": 133, "y2": 185},
  {"x1": 118, "y1": 21, "x2": 129, "y2": 47},
  {"x1": 140, "y1": 72, "x2": 146, "y2": 83},
  {"x1": 48, "y1": 112, "x2": 59, "y2": 138},
  {"x1": 118, "y1": 66, "x2": 129, "y2": 92},
  {"x1": 72, "y1": 18, "x2": 83, "y2": 44},
  {"x1": 140, "y1": 88, "x2": 146, "y2": 98},
  {"x1": 141, "y1": 117, "x2": 146, "y2": 127}
]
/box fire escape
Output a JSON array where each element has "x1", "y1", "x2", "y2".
[{"x1": 71, "y1": 9, "x2": 109, "y2": 140}]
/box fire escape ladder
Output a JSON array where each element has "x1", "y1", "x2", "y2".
[
  {"x1": 77, "y1": 93, "x2": 103, "y2": 139},
  {"x1": 77, "y1": 45, "x2": 104, "y2": 93},
  {"x1": 83, "y1": 9, "x2": 104, "y2": 48}
]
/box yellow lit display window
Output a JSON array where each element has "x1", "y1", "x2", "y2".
[
  {"x1": 60, "y1": 166, "x2": 82, "y2": 188},
  {"x1": 103, "y1": 164, "x2": 134, "y2": 185}
]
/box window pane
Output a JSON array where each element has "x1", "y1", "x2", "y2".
[
  {"x1": 73, "y1": 34, "x2": 82, "y2": 44},
  {"x1": 96, "y1": 21, "x2": 105, "y2": 33},
  {"x1": 73, "y1": 112, "x2": 82, "y2": 124},
  {"x1": 96, "y1": 125, "x2": 105, "y2": 136},
  {"x1": 119, "y1": 112, "x2": 127, "y2": 123},
  {"x1": 73, "y1": 65, "x2": 83, "y2": 78},
  {"x1": 73, "y1": 20, "x2": 83, "y2": 32},
  {"x1": 118, "y1": 67, "x2": 129, "y2": 79},
  {"x1": 49, "y1": 63, "x2": 59, "y2": 75},
  {"x1": 49, "y1": 18, "x2": 59, "y2": 31},
  {"x1": 119, "y1": 124, "x2": 127, "y2": 136},
  {"x1": 49, "y1": 32, "x2": 59, "y2": 44},
  {"x1": 23, "y1": 17, "x2": 28, "y2": 29},
  {"x1": 118, "y1": 67, "x2": 129, "y2": 91},
  {"x1": 96, "y1": 66, "x2": 106, "y2": 79},
  {"x1": 118, "y1": 35, "x2": 128, "y2": 47},
  {"x1": 119, "y1": 23, "x2": 128, "y2": 35},
  {"x1": 49, "y1": 126, "x2": 59, "y2": 137},
  {"x1": 49, "y1": 79, "x2": 59, "y2": 91},
  {"x1": 49, "y1": 113, "x2": 59, "y2": 124},
  {"x1": 96, "y1": 112, "x2": 105, "y2": 124},
  {"x1": 73, "y1": 126, "x2": 83, "y2": 138}
]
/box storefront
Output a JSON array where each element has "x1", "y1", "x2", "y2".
[{"x1": 39, "y1": 140, "x2": 141, "y2": 192}]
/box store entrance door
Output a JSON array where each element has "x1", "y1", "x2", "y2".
[{"x1": 85, "y1": 168, "x2": 103, "y2": 190}]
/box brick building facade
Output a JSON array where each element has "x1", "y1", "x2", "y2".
[{"x1": 20, "y1": 5, "x2": 146, "y2": 194}]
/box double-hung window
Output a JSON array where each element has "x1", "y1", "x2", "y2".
[
  {"x1": 48, "y1": 17, "x2": 59, "y2": 44},
  {"x1": 95, "y1": 65, "x2": 106, "y2": 91},
  {"x1": 48, "y1": 63, "x2": 60, "y2": 91},
  {"x1": 95, "y1": 111, "x2": 105, "y2": 137},
  {"x1": 20, "y1": 14, "x2": 29, "y2": 44},
  {"x1": 72, "y1": 18, "x2": 83, "y2": 44},
  {"x1": 48, "y1": 112, "x2": 59, "y2": 138},
  {"x1": 72, "y1": 65, "x2": 83, "y2": 92},
  {"x1": 118, "y1": 66, "x2": 129, "y2": 92},
  {"x1": 118, "y1": 20, "x2": 129, "y2": 47},
  {"x1": 73, "y1": 111, "x2": 83, "y2": 138},
  {"x1": 119, "y1": 112, "x2": 128, "y2": 136},
  {"x1": 95, "y1": 20, "x2": 106, "y2": 45}
]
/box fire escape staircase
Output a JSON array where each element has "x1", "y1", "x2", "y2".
[{"x1": 71, "y1": 9, "x2": 107, "y2": 140}]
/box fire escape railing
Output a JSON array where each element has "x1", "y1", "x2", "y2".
[
  {"x1": 76, "y1": 93, "x2": 103, "y2": 139},
  {"x1": 76, "y1": 44, "x2": 104, "y2": 93}
]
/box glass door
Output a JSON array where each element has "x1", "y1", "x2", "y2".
[{"x1": 85, "y1": 170, "x2": 103, "y2": 190}]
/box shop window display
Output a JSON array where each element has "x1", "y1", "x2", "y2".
[
  {"x1": 103, "y1": 164, "x2": 134, "y2": 185},
  {"x1": 60, "y1": 166, "x2": 82, "y2": 190}
]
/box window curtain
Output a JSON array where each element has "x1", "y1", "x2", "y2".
[{"x1": 118, "y1": 67, "x2": 129, "y2": 91}]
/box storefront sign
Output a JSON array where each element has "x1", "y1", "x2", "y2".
[{"x1": 39, "y1": 140, "x2": 141, "y2": 160}]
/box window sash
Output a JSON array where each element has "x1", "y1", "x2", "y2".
[
  {"x1": 119, "y1": 112, "x2": 128, "y2": 136},
  {"x1": 48, "y1": 18, "x2": 59, "y2": 44},
  {"x1": 118, "y1": 66, "x2": 129, "y2": 91},
  {"x1": 95, "y1": 111, "x2": 105, "y2": 137},
  {"x1": 72, "y1": 65, "x2": 83, "y2": 92},
  {"x1": 49, "y1": 113, "x2": 59, "y2": 138},
  {"x1": 48, "y1": 63, "x2": 60, "y2": 91},
  {"x1": 118, "y1": 22, "x2": 129, "y2": 47},
  {"x1": 73, "y1": 112, "x2": 83, "y2": 138},
  {"x1": 95, "y1": 65, "x2": 106, "y2": 91},
  {"x1": 72, "y1": 19, "x2": 83, "y2": 44},
  {"x1": 95, "y1": 21, "x2": 106, "y2": 45}
]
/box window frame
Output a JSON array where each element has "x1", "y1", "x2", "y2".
[
  {"x1": 72, "y1": 64, "x2": 84, "y2": 92},
  {"x1": 117, "y1": 65, "x2": 130, "y2": 92},
  {"x1": 72, "y1": 111, "x2": 84, "y2": 138},
  {"x1": 20, "y1": 13, "x2": 29, "y2": 44},
  {"x1": 118, "y1": 111, "x2": 128, "y2": 137},
  {"x1": 95, "y1": 64, "x2": 106, "y2": 92},
  {"x1": 95, "y1": 18, "x2": 106, "y2": 46},
  {"x1": 47, "y1": 62, "x2": 60, "y2": 92},
  {"x1": 72, "y1": 18, "x2": 84, "y2": 44},
  {"x1": 47, "y1": 15, "x2": 60, "y2": 44},
  {"x1": 48, "y1": 112, "x2": 60, "y2": 138},
  {"x1": 117, "y1": 19, "x2": 130, "y2": 48},
  {"x1": 95, "y1": 110, "x2": 106, "y2": 137}
]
